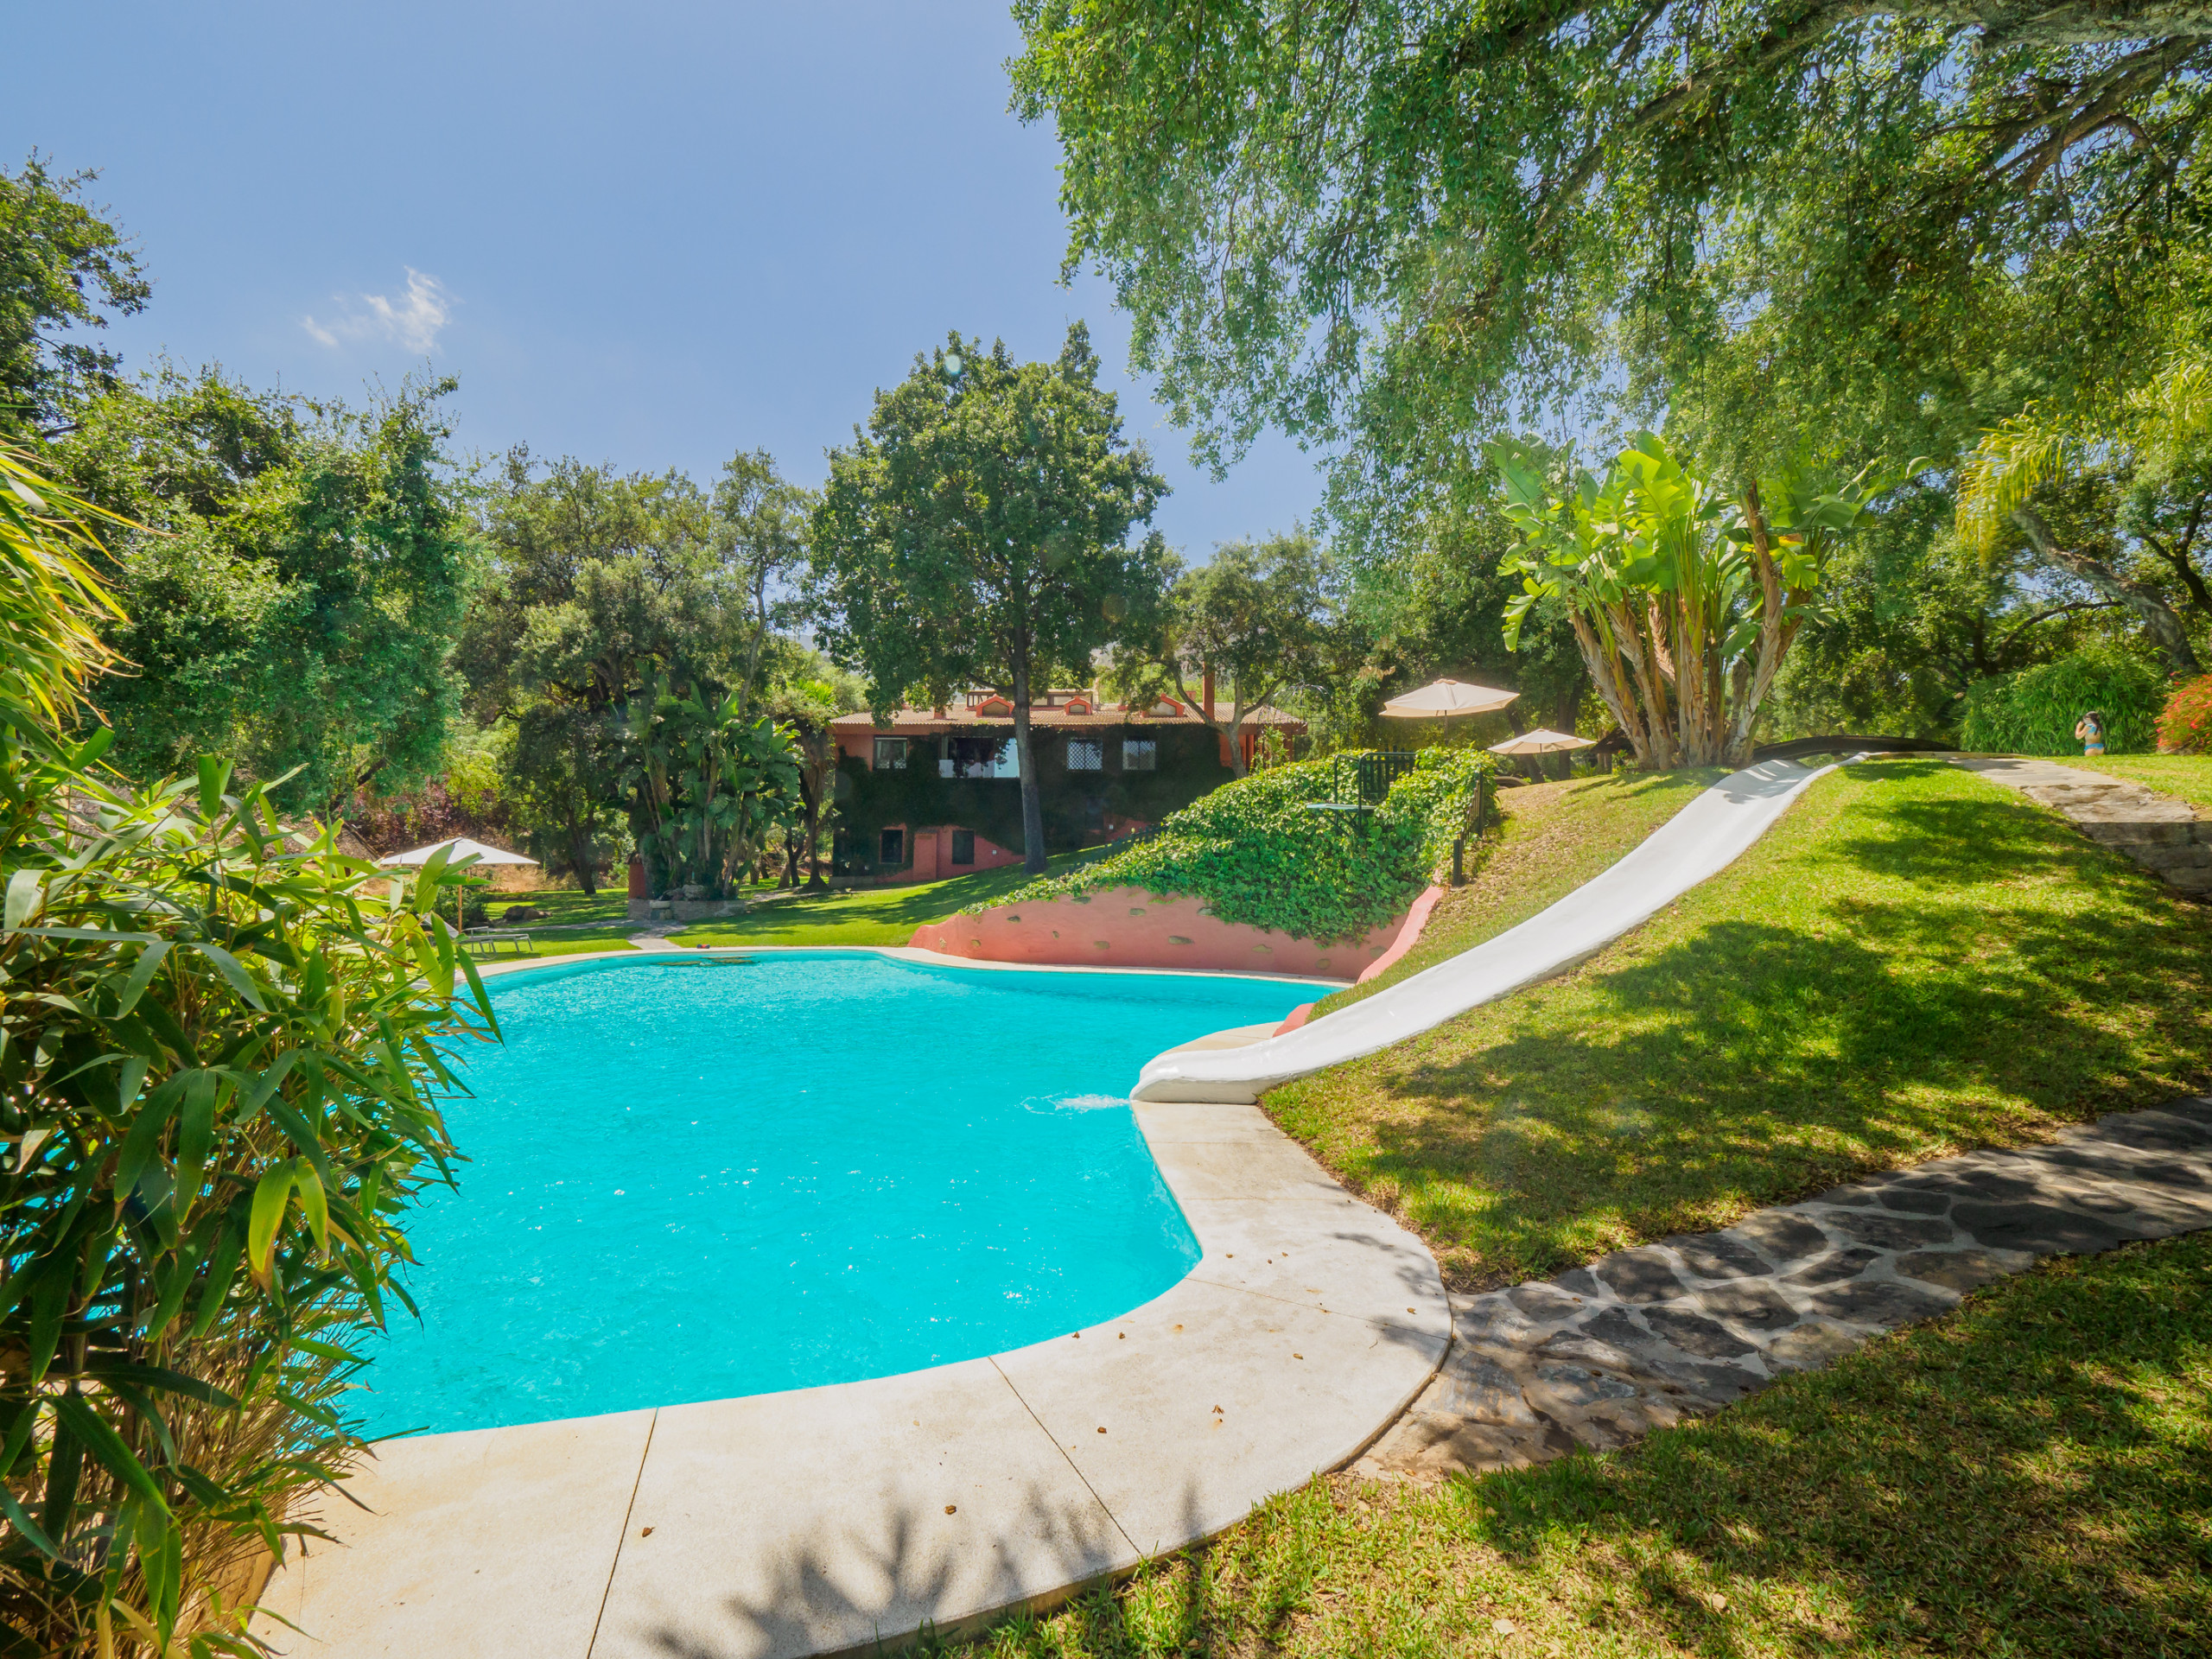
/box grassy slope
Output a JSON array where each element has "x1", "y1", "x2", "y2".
[
  {"x1": 2062, "y1": 751, "x2": 2212, "y2": 812},
  {"x1": 674, "y1": 853, "x2": 1096, "y2": 948},
  {"x1": 1269, "y1": 757, "x2": 2212, "y2": 1290},
  {"x1": 953, "y1": 1230, "x2": 2212, "y2": 1657},
  {"x1": 1313, "y1": 770, "x2": 1724, "y2": 1017}
]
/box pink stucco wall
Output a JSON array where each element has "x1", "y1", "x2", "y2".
[{"x1": 906, "y1": 885, "x2": 1416, "y2": 981}]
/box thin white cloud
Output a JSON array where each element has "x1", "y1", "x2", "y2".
[{"x1": 303, "y1": 269, "x2": 454, "y2": 353}]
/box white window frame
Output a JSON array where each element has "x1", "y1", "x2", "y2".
[
  {"x1": 873, "y1": 736, "x2": 908, "y2": 770},
  {"x1": 1121, "y1": 738, "x2": 1157, "y2": 772},
  {"x1": 1066, "y1": 738, "x2": 1104, "y2": 772}
]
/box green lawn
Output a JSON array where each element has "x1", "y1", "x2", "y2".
[
  {"x1": 675, "y1": 850, "x2": 1102, "y2": 949},
  {"x1": 1269, "y1": 757, "x2": 2212, "y2": 1291},
  {"x1": 952, "y1": 1230, "x2": 2212, "y2": 1657},
  {"x1": 944, "y1": 754, "x2": 2212, "y2": 1657},
  {"x1": 480, "y1": 886, "x2": 633, "y2": 927},
  {"x1": 480, "y1": 924, "x2": 639, "y2": 958},
  {"x1": 2063, "y1": 751, "x2": 2212, "y2": 812}
]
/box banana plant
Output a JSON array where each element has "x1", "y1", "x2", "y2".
[
  {"x1": 1493, "y1": 433, "x2": 1897, "y2": 767},
  {"x1": 629, "y1": 677, "x2": 802, "y2": 897}
]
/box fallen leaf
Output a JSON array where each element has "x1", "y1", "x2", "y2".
[
  {"x1": 640, "y1": 1527, "x2": 653, "y2": 1538},
  {"x1": 1492, "y1": 1618, "x2": 1515, "y2": 1635}
]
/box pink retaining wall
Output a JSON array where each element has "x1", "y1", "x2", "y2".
[{"x1": 906, "y1": 885, "x2": 1414, "y2": 981}]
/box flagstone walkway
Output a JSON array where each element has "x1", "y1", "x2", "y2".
[
  {"x1": 1357, "y1": 1097, "x2": 2212, "y2": 1480},
  {"x1": 1954, "y1": 754, "x2": 2212, "y2": 895}
]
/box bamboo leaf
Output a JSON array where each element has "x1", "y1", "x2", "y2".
[
  {"x1": 5, "y1": 867, "x2": 43, "y2": 931},
  {"x1": 187, "y1": 942, "x2": 268, "y2": 1011},
  {"x1": 248, "y1": 1162, "x2": 296, "y2": 1281},
  {"x1": 82, "y1": 1362, "x2": 241, "y2": 1413},
  {"x1": 114, "y1": 939, "x2": 170, "y2": 1017},
  {"x1": 53, "y1": 1394, "x2": 168, "y2": 1510},
  {"x1": 292, "y1": 1163, "x2": 330, "y2": 1257},
  {"x1": 195, "y1": 755, "x2": 234, "y2": 822},
  {"x1": 0, "y1": 1477, "x2": 63, "y2": 1560}
]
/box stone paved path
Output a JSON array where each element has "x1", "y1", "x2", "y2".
[
  {"x1": 1955, "y1": 755, "x2": 2212, "y2": 896},
  {"x1": 1357, "y1": 1098, "x2": 2212, "y2": 1479}
]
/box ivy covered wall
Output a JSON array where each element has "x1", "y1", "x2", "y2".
[{"x1": 832, "y1": 723, "x2": 1234, "y2": 875}]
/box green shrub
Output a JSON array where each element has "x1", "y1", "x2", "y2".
[
  {"x1": 2158, "y1": 673, "x2": 2212, "y2": 753},
  {"x1": 1960, "y1": 649, "x2": 2166, "y2": 754},
  {"x1": 1000, "y1": 748, "x2": 1491, "y2": 942},
  {"x1": 0, "y1": 448, "x2": 491, "y2": 1656}
]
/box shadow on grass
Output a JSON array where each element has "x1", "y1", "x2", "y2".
[
  {"x1": 1321, "y1": 776, "x2": 2212, "y2": 1279},
  {"x1": 1459, "y1": 1233, "x2": 2212, "y2": 1654}
]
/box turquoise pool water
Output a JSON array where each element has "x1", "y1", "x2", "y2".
[{"x1": 360, "y1": 950, "x2": 1313, "y2": 1433}]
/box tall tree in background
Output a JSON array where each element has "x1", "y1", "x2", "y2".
[
  {"x1": 1123, "y1": 531, "x2": 1338, "y2": 776},
  {"x1": 714, "y1": 448, "x2": 812, "y2": 711},
  {"x1": 811, "y1": 327, "x2": 1171, "y2": 874},
  {"x1": 52, "y1": 371, "x2": 478, "y2": 815},
  {"x1": 0, "y1": 159, "x2": 149, "y2": 435},
  {"x1": 1953, "y1": 350, "x2": 2211, "y2": 676},
  {"x1": 461, "y1": 452, "x2": 804, "y2": 897}
]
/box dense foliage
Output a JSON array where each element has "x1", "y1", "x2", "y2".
[
  {"x1": 0, "y1": 161, "x2": 148, "y2": 435},
  {"x1": 1003, "y1": 748, "x2": 1491, "y2": 942},
  {"x1": 52, "y1": 371, "x2": 480, "y2": 817},
  {"x1": 0, "y1": 449, "x2": 492, "y2": 1655},
  {"x1": 458, "y1": 452, "x2": 814, "y2": 896},
  {"x1": 1011, "y1": 2, "x2": 2209, "y2": 512},
  {"x1": 1960, "y1": 648, "x2": 2169, "y2": 755},
  {"x1": 1111, "y1": 531, "x2": 1342, "y2": 776}
]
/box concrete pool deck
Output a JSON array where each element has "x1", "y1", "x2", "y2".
[{"x1": 251, "y1": 976, "x2": 1445, "y2": 1659}]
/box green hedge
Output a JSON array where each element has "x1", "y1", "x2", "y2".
[
  {"x1": 999, "y1": 749, "x2": 1492, "y2": 942},
  {"x1": 1961, "y1": 649, "x2": 2168, "y2": 755}
]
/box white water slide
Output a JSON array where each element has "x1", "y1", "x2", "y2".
[{"x1": 1132, "y1": 758, "x2": 1851, "y2": 1103}]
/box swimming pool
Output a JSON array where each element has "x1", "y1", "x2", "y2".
[{"x1": 359, "y1": 950, "x2": 1314, "y2": 1433}]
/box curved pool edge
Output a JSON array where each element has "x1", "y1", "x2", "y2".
[{"x1": 249, "y1": 1081, "x2": 1447, "y2": 1659}]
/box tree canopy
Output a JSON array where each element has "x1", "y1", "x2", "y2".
[
  {"x1": 0, "y1": 158, "x2": 149, "y2": 435},
  {"x1": 1122, "y1": 530, "x2": 1340, "y2": 775},
  {"x1": 1013, "y1": 0, "x2": 2212, "y2": 511},
  {"x1": 461, "y1": 451, "x2": 810, "y2": 895}
]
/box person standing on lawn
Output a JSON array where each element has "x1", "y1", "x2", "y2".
[{"x1": 2075, "y1": 709, "x2": 2107, "y2": 756}]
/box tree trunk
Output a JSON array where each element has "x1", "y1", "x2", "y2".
[
  {"x1": 1011, "y1": 656, "x2": 1048, "y2": 875},
  {"x1": 2013, "y1": 506, "x2": 2203, "y2": 677},
  {"x1": 569, "y1": 817, "x2": 598, "y2": 895}
]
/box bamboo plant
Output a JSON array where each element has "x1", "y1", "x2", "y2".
[{"x1": 0, "y1": 446, "x2": 494, "y2": 1656}]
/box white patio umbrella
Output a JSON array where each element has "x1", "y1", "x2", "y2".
[
  {"x1": 378, "y1": 838, "x2": 538, "y2": 931},
  {"x1": 1487, "y1": 728, "x2": 1594, "y2": 754},
  {"x1": 1380, "y1": 677, "x2": 1520, "y2": 719}
]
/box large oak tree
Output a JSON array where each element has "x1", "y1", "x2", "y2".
[{"x1": 810, "y1": 327, "x2": 1171, "y2": 874}]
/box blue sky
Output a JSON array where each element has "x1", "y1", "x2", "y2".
[{"x1": 7, "y1": 1, "x2": 1325, "y2": 556}]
